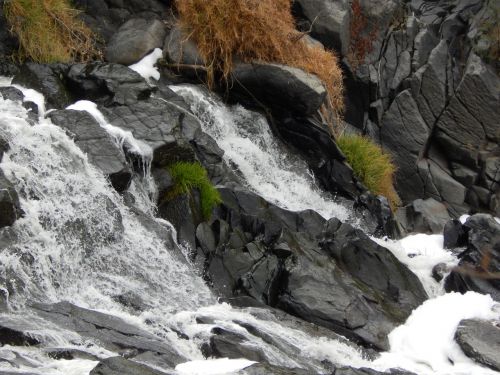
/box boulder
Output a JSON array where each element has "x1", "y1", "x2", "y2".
[
  {"x1": 48, "y1": 109, "x2": 132, "y2": 192},
  {"x1": 105, "y1": 18, "x2": 167, "y2": 65},
  {"x1": 444, "y1": 214, "x2": 500, "y2": 301},
  {"x1": 0, "y1": 170, "x2": 23, "y2": 228},
  {"x1": 294, "y1": 0, "x2": 350, "y2": 55},
  {"x1": 230, "y1": 63, "x2": 326, "y2": 117},
  {"x1": 163, "y1": 26, "x2": 205, "y2": 66},
  {"x1": 0, "y1": 316, "x2": 41, "y2": 346},
  {"x1": 443, "y1": 219, "x2": 468, "y2": 249},
  {"x1": 12, "y1": 63, "x2": 71, "y2": 109},
  {"x1": 455, "y1": 319, "x2": 500, "y2": 371},
  {"x1": 396, "y1": 198, "x2": 451, "y2": 234},
  {"x1": 202, "y1": 327, "x2": 267, "y2": 362},
  {"x1": 0, "y1": 134, "x2": 8, "y2": 162}
]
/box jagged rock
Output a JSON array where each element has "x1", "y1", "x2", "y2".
[
  {"x1": 455, "y1": 319, "x2": 500, "y2": 371},
  {"x1": 12, "y1": 63, "x2": 71, "y2": 109},
  {"x1": 396, "y1": 198, "x2": 451, "y2": 235},
  {"x1": 444, "y1": 214, "x2": 500, "y2": 300},
  {"x1": 294, "y1": 0, "x2": 350, "y2": 55},
  {"x1": 67, "y1": 62, "x2": 152, "y2": 106},
  {"x1": 0, "y1": 86, "x2": 38, "y2": 122},
  {"x1": 32, "y1": 302, "x2": 185, "y2": 368},
  {"x1": 432, "y1": 263, "x2": 448, "y2": 282},
  {"x1": 48, "y1": 109, "x2": 132, "y2": 192},
  {"x1": 241, "y1": 363, "x2": 312, "y2": 375},
  {"x1": 105, "y1": 18, "x2": 167, "y2": 65},
  {"x1": 0, "y1": 170, "x2": 23, "y2": 228},
  {"x1": 204, "y1": 188, "x2": 427, "y2": 350},
  {"x1": 90, "y1": 356, "x2": 172, "y2": 375},
  {"x1": 380, "y1": 90, "x2": 429, "y2": 203},
  {"x1": 230, "y1": 63, "x2": 326, "y2": 117}
]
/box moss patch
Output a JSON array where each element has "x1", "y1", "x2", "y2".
[
  {"x1": 337, "y1": 134, "x2": 401, "y2": 210},
  {"x1": 4, "y1": 0, "x2": 100, "y2": 63},
  {"x1": 167, "y1": 162, "x2": 222, "y2": 220}
]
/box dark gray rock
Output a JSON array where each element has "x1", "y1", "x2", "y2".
[
  {"x1": 230, "y1": 63, "x2": 326, "y2": 117},
  {"x1": 105, "y1": 18, "x2": 166, "y2": 65},
  {"x1": 396, "y1": 198, "x2": 451, "y2": 234},
  {"x1": 203, "y1": 327, "x2": 267, "y2": 362},
  {"x1": 0, "y1": 170, "x2": 23, "y2": 228},
  {"x1": 48, "y1": 109, "x2": 132, "y2": 192},
  {"x1": 381, "y1": 90, "x2": 429, "y2": 203},
  {"x1": 204, "y1": 188, "x2": 427, "y2": 350},
  {"x1": 445, "y1": 214, "x2": 500, "y2": 301},
  {"x1": 294, "y1": 0, "x2": 350, "y2": 55},
  {"x1": 432, "y1": 263, "x2": 448, "y2": 282},
  {"x1": 455, "y1": 319, "x2": 500, "y2": 371},
  {"x1": 443, "y1": 219, "x2": 467, "y2": 249},
  {"x1": 12, "y1": 63, "x2": 71, "y2": 109},
  {"x1": 334, "y1": 367, "x2": 415, "y2": 375},
  {"x1": 90, "y1": 356, "x2": 172, "y2": 375},
  {"x1": 67, "y1": 63, "x2": 152, "y2": 106},
  {"x1": 241, "y1": 363, "x2": 312, "y2": 375},
  {"x1": 32, "y1": 302, "x2": 185, "y2": 368}
]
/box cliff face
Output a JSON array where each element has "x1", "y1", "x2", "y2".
[{"x1": 334, "y1": 0, "x2": 499, "y2": 217}]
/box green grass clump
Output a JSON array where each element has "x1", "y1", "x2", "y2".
[
  {"x1": 337, "y1": 134, "x2": 401, "y2": 210},
  {"x1": 167, "y1": 162, "x2": 222, "y2": 220},
  {"x1": 4, "y1": 0, "x2": 100, "y2": 63}
]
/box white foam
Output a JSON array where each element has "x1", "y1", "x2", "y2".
[
  {"x1": 176, "y1": 358, "x2": 256, "y2": 375},
  {"x1": 373, "y1": 234, "x2": 458, "y2": 297},
  {"x1": 374, "y1": 292, "x2": 499, "y2": 375},
  {"x1": 129, "y1": 48, "x2": 163, "y2": 83}
]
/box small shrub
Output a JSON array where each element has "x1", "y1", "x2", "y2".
[
  {"x1": 337, "y1": 134, "x2": 401, "y2": 209},
  {"x1": 175, "y1": 0, "x2": 344, "y2": 131},
  {"x1": 167, "y1": 162, "x2": 222, "y2": 220},
  {"x1": 4, "y1": 0, "x2": 100, "y2": 63}
]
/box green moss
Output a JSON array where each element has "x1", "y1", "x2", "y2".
[
  {"x1": 337, "y1": 134, "x2": 401, "y2": 210},
  {"x1": 167, "y1": 162, "x2": 222, "y2": 220}
]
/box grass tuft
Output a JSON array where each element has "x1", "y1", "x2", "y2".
[
  {"x1": 175, "y1": 0, "x2": 344, "y2": 132},
  {"x1": 4, "y1": 0, "x2": 100, "y2": 63},
  {"x1": 337, "y1": 134, "x2": 401, "y2": 210},
  {"x1": 167, "y1": 162, "x2": 222, "y2": 220}
]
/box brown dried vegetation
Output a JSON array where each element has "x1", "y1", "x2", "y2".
[
  {"x1": 347, "y1": 0, "x2": 378, "y2": 70},
  {"x1": 4, "y1": 0, "x2": 100, "y2": 63},
  {"x1": 175, "y1": 0, "x2": 344, "y2": 131}
]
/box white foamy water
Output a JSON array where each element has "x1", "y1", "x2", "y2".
[
  {"x1": 129, "y1": 48, "x2": 163, "y2": 83},
  {"x1": 170, "y1": 84, "x2": 351, "y2": 222}
]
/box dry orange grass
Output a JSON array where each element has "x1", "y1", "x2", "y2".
[
  {"x1": 4, "y1": 0, "x2": 100, "y2": 63},
  {"x1": 175, "y1": 0, "x2": 344, "y2": 131}
]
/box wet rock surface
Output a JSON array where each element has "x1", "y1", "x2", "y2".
[
  {"x1": 455, "y1": 319, "x2": 500, "y2": 371},
  {"x1": 199, "y1": 188, "x2": 427, "y2": 350},
  {"x1": 0, "y1": 170, "x2": 23, "y2": 228},
  {"x1": 49, "y1": 109, "x2": 132, "y2": 192},
  {"x1": 444, "y1": 214, "x2": 500, "y2": 301}
]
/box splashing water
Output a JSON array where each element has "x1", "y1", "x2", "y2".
[{"x1": 170, "y1": 84, "x2": 351, "y2": 222}]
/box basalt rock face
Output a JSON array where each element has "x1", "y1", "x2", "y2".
[
  {"x1": 444, "y1": 214, "x2": 500, "y2": 300},
  {"x1": 198, "y1": 187, "x2": 427, "y2": 350},
  {"x1": 339, "y1": 0, "x2": 500, "y2": 217}
]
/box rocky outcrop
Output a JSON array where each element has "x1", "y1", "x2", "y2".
[
  {"x1": 341, "y1": 0, "x2": 500, "y2": 217},
  {"x1": 105, "y1": 18, "x2": 167, "y2": 65},
  {"x1": 199, "y1": 188, "x2": 427, "y2": 350},
  {"x1": 455, "y1": 319, "x2": 500, "y2": 372},
  {"x1": 230, "y1": 62, "x2": 327, "y2": 116},
  {"x1": 444, "y1": 214, "x2": 500, "y2": 300},
  {"x1": 0, "y1": 170, "x2": 23, "y2": 228},
  {"x1": 90, "y1": 356, "x2": 172, "y2": 375},
  {"x1": 396, "y1": 198, "x2": 451, "y2": 234},
  {"x1": 48, "y1": 109, "x2": 133, "y2": 192}
]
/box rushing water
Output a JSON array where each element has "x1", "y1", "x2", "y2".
[{"x1": 0, "y1": 74, "x2": 498, "y2": 375}]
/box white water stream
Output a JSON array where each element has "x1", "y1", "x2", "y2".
[{"x1": 0, "y1": 70, "x2": 497, "y2": 375}]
